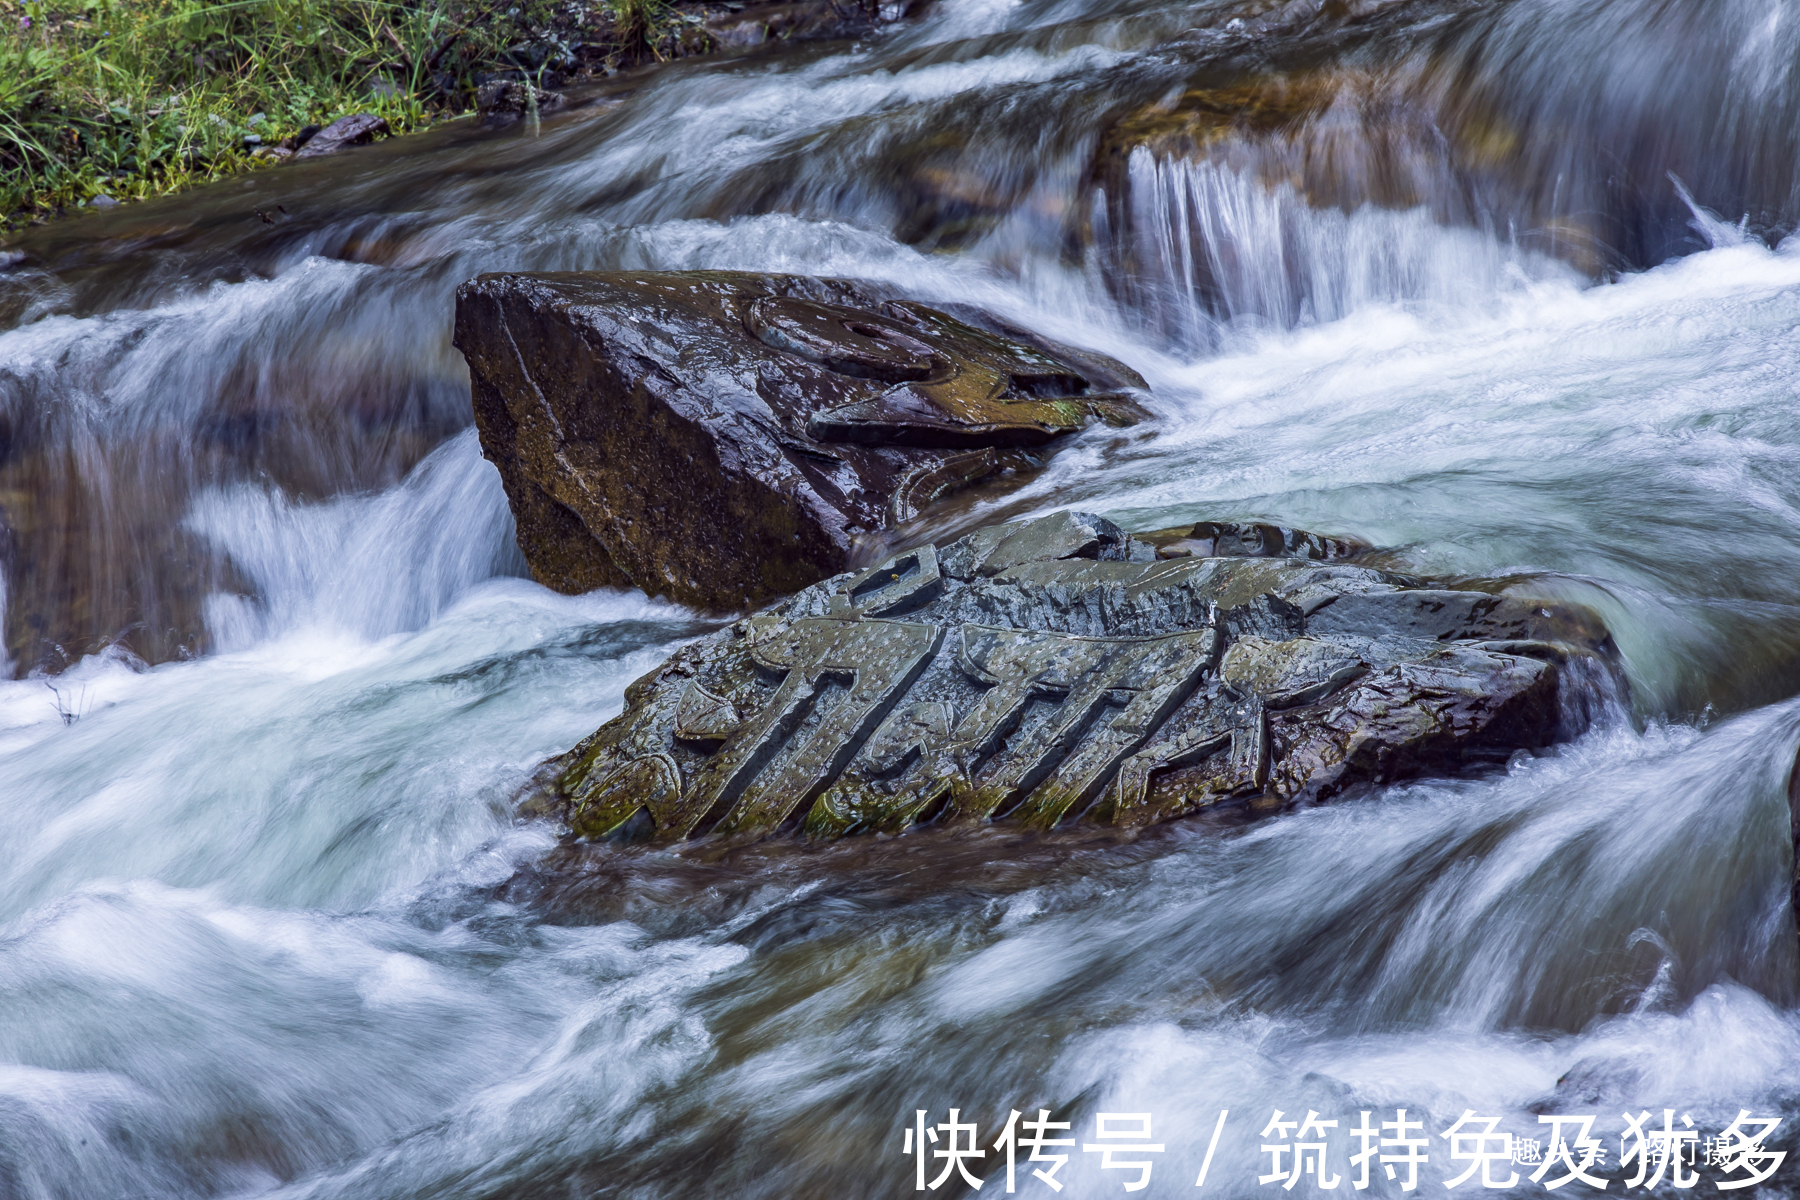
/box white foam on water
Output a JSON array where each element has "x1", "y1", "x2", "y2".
[
  {"x1": 186, "y1": 428, "x2": 527, "y2": 650},
  {"x1": 6, "y1": 0, "x2": 1800, "y2": 1195},
  {"x1": 0, "y1": 575, "x2": 699, "y2": 921},
  {"x1": 0, "y1": 876, "x2": 743, "y2": 1200},
  {"x1": 191, "y1": 705, "x2": 1788, "y2": 1199}
]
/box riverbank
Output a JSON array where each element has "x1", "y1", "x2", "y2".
[{"x1": 0, "y1": 0, "x2": 880, "y2": 228}]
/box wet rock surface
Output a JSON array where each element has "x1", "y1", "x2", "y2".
[
  {"x1": 291, "y1": 113, "x2": 391, "y2": 159},
  {"x1": 491, "y1": 0, "x2": 918, "y2": 86},
  {"x1": 454, "y1": 270, "x2": 1148, "y2": 611},
  {"x1": 703, "y1": 0, "x2": 911, "y2": 49},
  {"x1": 1135, "y1": 518, "x2": 1371, "y2": 562},
  {"x1": 525, "y1": 511, "x2": 1618, "y2": 846},
  {"x1": 475, "y1": 81, "x2": 566, "y2": 125}
]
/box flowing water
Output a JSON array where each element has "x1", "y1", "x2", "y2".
[{"x1": 5, "y1": 0, "x2": 1800, "y2": 1195}]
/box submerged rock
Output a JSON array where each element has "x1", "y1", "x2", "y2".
[
  {"x1": 454, "y1": 270, "x2": 1148, "y2": 610},
  {"x1": 524, "y1": 511, "x2": 1617, "y2": 845}
]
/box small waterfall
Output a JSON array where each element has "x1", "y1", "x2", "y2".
[
  {"x1": 1, "y1": 2, "x2": 1799, "y2": 1193},
  {"x1": 1090, "y1": 0, "x2": 1800, "y2": 344},
  {"x1": 0, "y1": 258, "x2": 473, "y2": 672},
  {"x1": 185, "y1": 429, "x2": 526, "y2": 651},
  {"x1": 1409, "y1": 0, "x2": 1800, "y2": 269},
  {"x1": 1109, "y1": 151, "x2": 1574, "y2": 346}
]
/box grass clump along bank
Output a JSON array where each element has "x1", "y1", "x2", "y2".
[{"x1": 0, "y1": 0, "x2": 700, "y2": 227}]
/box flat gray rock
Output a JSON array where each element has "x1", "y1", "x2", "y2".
[{"x1": 293, "y1": 113, "x2": 389, "y2": 158}]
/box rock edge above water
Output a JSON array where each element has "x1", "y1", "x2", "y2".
[
  {"x1": 525, "y1": 511, "x2": 1619, "y2": 847},
  {"x1": 453, "y1": 270, "x2": 1149, "y2": 613}
]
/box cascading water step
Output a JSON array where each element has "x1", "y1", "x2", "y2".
[{"x1": 3, "y1": 0, "x2": 1800, "y2": 1193}]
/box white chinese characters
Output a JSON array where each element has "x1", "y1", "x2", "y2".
[
  {"x1": 903, "y1": 1105, "x2": 1787, "y2": 1192},
  {"x1": 907, "y1": 1109, "x2": 1186, "y2": 1193}
]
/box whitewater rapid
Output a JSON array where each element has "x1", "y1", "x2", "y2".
[{"x1": 6, "y1": 0, "x2": 1800, "y2": 1195}]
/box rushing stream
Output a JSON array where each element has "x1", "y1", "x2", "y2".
[{"x1": 6, "y1": 0, "x2": 1800, "y2": 1195}]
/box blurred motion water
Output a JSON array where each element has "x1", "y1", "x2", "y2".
[{"x1": 4, "y1": 0, "x2": 1800, "y2": 1195}]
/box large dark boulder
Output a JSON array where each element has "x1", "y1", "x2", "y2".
[
  {"x1": 453, "y1": 271, "x2": 1148, "y2": 610},
  {"x1": 523, "y1": 512, "x2": 1619, "y2": 845}
]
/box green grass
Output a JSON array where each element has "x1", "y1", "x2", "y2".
[{"x1": 0, "y1": 0, "x2": 694, "y2": 227}]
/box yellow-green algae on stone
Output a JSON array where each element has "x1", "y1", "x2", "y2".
[{"x1": 525, "y1": 512, "x2": 1619, "y2": 847}]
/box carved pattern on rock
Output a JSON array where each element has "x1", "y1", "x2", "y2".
[{"x1": 534, "y1": 512, "x2": 1621, "y2": 847}]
